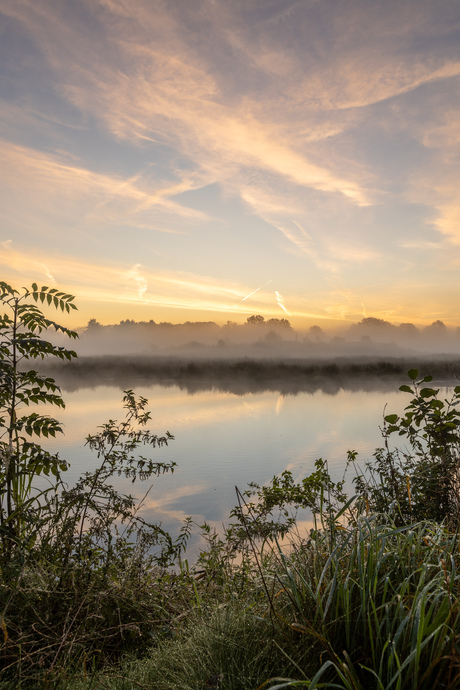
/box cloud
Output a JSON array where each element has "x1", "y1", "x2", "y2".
[
  {"x1": 0, "y1": 242, "x2": 284, "y2": 318},
  {"x1": 125, "y1": 264, "x2": 148, "y2": 299},
  {"x1": 2, "y1": 0, "x2": 460, "y2": 329},
  {"x1": 325, "y1": 60, "x2": 460, "y2": 112},
  {"x1": 239, "y1": 280, "x2": 272, "y2": 303},
  {"x1": 41, "y1": 264, "x2": 57, "y2": 284},
  {"x1": 0, "y1": 140, "x2": 209, "y2": 237},
  {"x1": 275, "y1": 291, "x2": 291, "y2": 316},
  {"x1": 1, "y1": 0, "x2": 372, "y2": 209},
  {"x1": 3, "y1": 236, "x2": 451, "y2": 327}
]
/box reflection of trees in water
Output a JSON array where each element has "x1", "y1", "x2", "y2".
[{"x1": 39, "y1": 356, "x2": 460, "y2": 396}]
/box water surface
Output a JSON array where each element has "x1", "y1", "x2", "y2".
[{"x1": 43, "y1": 381, "x2": 416, "y2": 548}]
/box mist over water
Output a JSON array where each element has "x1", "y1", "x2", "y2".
[{"x1": 42, "y1": 354, "x2": 460, "y2": 399}]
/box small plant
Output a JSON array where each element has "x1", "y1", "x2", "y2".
[
  {"x1": 353, "y1": 368, "x2": 460, "y2": 523},
  {"x1": 227, "y1": 459, "x2": 348, "y2": 547}
]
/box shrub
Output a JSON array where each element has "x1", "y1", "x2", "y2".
[
  {"x1": 0, "y1": 282, "x2": 191, "y2": 686},
  {"x1": 353, "y1": 368, "x2": 460, "y2": 524}
]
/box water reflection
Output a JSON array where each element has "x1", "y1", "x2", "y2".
[
  {"x1": 41, "y1": 355, "x2": 458, "y2": 397},
  {"x1": 38, "y1": 358, "x2": 456, "y2": 560}
]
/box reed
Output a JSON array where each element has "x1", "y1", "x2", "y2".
[{"x1": 60, "y1": 512, "x2": 460, "y2": 690}]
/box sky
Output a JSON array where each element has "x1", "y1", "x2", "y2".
[{"x1": 1, "y1": 0, "x2": 460, "y2": 330}]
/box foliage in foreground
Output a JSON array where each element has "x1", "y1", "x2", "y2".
[
  {"x1": 64, "y1": 513, "x2": 460, "y2": 690},
  {"x1": 2, "y1": 279, "x2": 460, "y2": 688},
  {"x1": 0, "y1": 283, "x2": 191, "y2": 687}
]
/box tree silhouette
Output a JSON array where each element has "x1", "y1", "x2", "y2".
[
  {"x1": 267, "y1": 318, "x2": 292, "y2": 329},
  {"x1": 309, "y1": 325, "x2": 324, "y2": 340},
  {"x1": 246, "y1": 315, "x2": 265, "y2": 325}
]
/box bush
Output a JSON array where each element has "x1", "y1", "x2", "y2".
[
  {"x1": 353, "y1": 368, "x2": 460, "y2": 524},
  {"x1": 0, "y1": 283, "x2": 192, "y2": 686}
]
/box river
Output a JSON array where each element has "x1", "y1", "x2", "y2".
[{"x1": 40, "y1": 375, "x2": 422, "y2": 554}]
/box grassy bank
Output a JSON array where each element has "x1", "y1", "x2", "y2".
[
  {"x1": 3, "y1": 506, "x2": 460, "y2": 688},
  {"x1": 62, "y1": 513, "x2": 460, "y2": 690}
]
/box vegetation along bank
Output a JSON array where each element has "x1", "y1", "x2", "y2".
[{"x1": 1, "y1": 281, "x2": 460, "y2": 688}]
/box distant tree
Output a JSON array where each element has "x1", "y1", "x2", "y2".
[
  {"x1": 247, "y1": 315, "x2": 265, "y2": 325},
  {"x1": 221, "y1": 321, "x2": 238, "y2": 337},
  {"x1": 348, "y1": 317, "x2": 395, "y2": 339},
  {"x1": 267, "y1": 318, "x2": 292, "y2": 329},
  {"x1": 265, "y1": 330, "x2": 282, "y2": 344},
  {"x1": 423, "y1": 320, "x2": 448, "y2": 339},
  {"x1": 358, "y1": 317, "x2": 393, "y2": 329},
  {"x1": 398, "y1": 323, "x2": 420, "y2": 338},
  {"x1": 309, "y1": 325, "x2": 324, "y2": 340},
  {"x1": 426, "y1": 320, "x2": 447, "y2": 330},
  {"x1": 87, "y1": 318, "x2": 102, "y2": 329}
]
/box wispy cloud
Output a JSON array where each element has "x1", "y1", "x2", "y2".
[
  {"x1": 275, "y1": 291, "x2": 291, "y2": 316},
  {"x1": 238, "y1": 280, "x2": 273, "y2": 304},
  {"x1": 2, "y1": 0, "x2": 460, "y2": 326},
  {"x1": 0, "y1": 242, "x2": 291, "y2": 321},
  {"x1": 1, "y1": 0, "x2": 373, "y2": 208},
  {"x1": 0, "y1": 140, "x2": 210, "y2": 240},
  {"x1": 125, "y1": 264, "x2": 148, "y2": 299}
]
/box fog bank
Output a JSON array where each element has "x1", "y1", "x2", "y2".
[{"x1": 48, "y1": 315, "x2": 460, "y2": 361}]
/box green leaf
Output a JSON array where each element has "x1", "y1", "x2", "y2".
[
  {"x1": 399, "y1": 385, "x2": 413, "y2": 393},
  {"x1": 420, "y1": 388, "x2": 438, "y2": 398},
  {"x1": 408, "y1": 369, "x2": 419, "y2": 380},
  {"x1": 385, "y1": 414, "x2": 399, "y2": 424}
]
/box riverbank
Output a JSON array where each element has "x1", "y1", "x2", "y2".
[
  {"x1": 41, "y1": 354, "x2": 460, "y2": 395},
  {"x1": 2, "y1": 365, "x2": 460, "y2": 688}
]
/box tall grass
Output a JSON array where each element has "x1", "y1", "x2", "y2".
[
  {"x1": 267, "y1": 514, "x2": 460, "y2": 689},
  {"x1": 60, "y1": 510, "x2": 460, "y2": 690}
]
